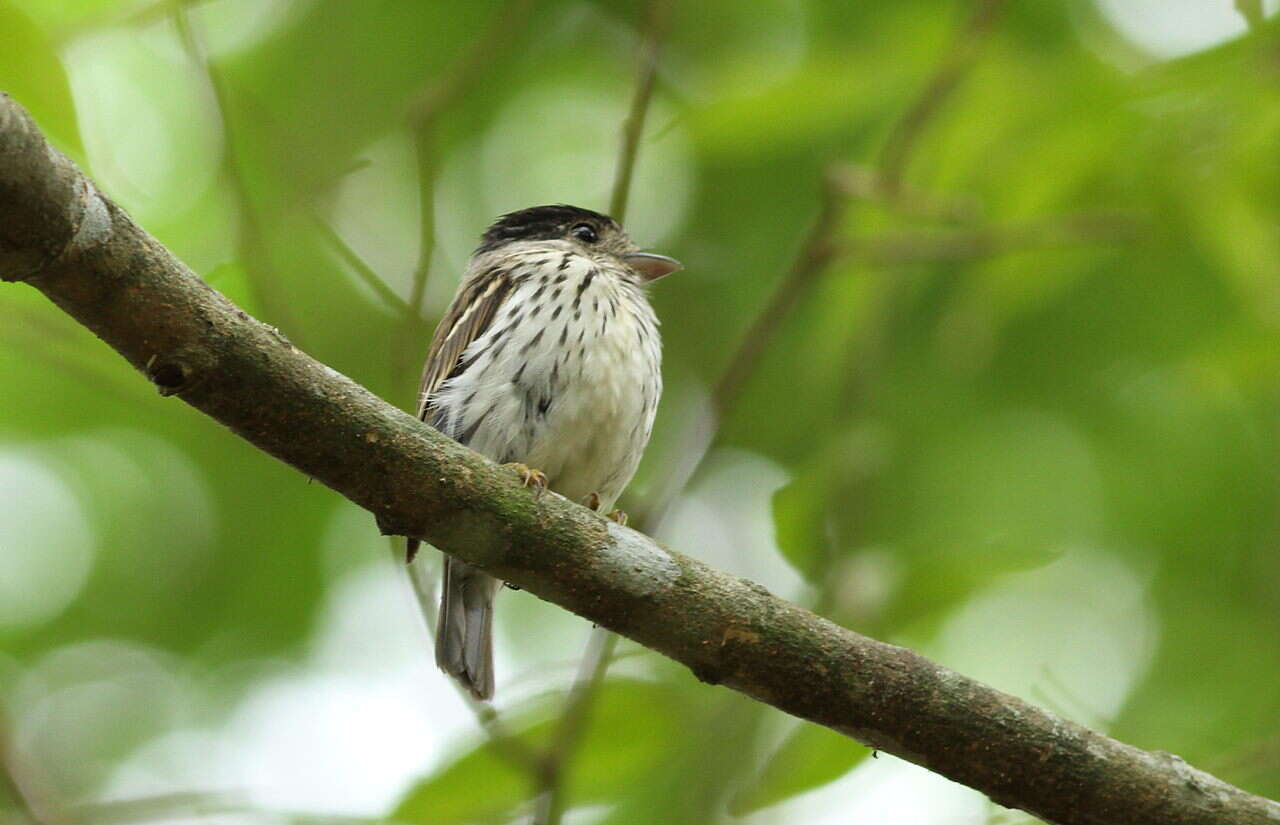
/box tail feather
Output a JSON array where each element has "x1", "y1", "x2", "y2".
[{"x1": 436, "y1": 556, "x2": 497, "y2": 700}]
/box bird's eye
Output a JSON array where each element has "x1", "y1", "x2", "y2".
[{"x1": 571, "y1": 223, "x2": 598, "y2": 244}]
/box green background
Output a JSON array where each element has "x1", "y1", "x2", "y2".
[{"x1": 2, "y1": 1, "x2": 1278, "y2": 823}]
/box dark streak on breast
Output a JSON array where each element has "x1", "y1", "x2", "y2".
[{"x1": 521, "y1": 328, "x2": 544, "y2": 354}]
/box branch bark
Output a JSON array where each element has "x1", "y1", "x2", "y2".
[{"x1": 3, "y1": 94, "x2": 1278, "y2": 825}]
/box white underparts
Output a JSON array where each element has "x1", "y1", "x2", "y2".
[{"x1": 429, "y1": 242, "x2": 662, "y2": 510}]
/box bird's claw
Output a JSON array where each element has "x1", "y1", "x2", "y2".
[
  {"x1": 582, "y1": 492, "x2": 626, "y2": 525},
  {"x1": 504, "y1": 462, "x2": 548, "y2": 495}
]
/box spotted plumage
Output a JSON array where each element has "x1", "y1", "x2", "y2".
[{"x1": 408, "y1": 205, "x2": 681, "y2": 700}]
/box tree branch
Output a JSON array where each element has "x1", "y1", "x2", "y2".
[{"x1": 3, "y1": 94, "x2": 1279, "y2": 825}]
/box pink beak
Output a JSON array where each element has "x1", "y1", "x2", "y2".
[{"x1": 624, "y1": 252, "x2": 683, "y2": 281}]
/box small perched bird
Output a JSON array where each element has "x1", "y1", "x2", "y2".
[{"x1": 408, "y1": 205, "x2": 682, "y2": 700}]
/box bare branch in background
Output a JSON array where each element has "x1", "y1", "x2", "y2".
[
  {"x1": 384, "y1": 0, "x2": 540, "y2": 405},
  {"x1": 405, "y1": 0, "x2": 538, "y2": 323},
  {"x1": 877, "y1": 0, "x2": 1010, "y2": 195},
  {"x1": 308, "y1": 209, "x2": 416, "y2": 317},
  {"x1": 402, "y1": 557, "x2": 544, "y2": 774},
  {"x1": 845, "y1": 210, "x2": 1145, "y2": 265},
  {"x1": 711, "y1": 166, "x2": 851, "y2": 417},
  {"x1": 4, "y1": 93, "x2": 1280, "y2": 825},
  {"x1": 172, "y1": 5, "x2": 299, "y2": 338},
  {"x1": 834, "y1": 164, "x2": 982, "y2": 223},
  {"x1": 608, "y1": 0, "x2": 672, "y2": 224}
]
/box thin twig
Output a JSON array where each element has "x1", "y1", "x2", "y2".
[
  {"x1": 878, "y1": 0, "x2": 1010, "y2": 195},
  {"x1": 712, "y1": 166, "x2": 851, "y2": 416},
  {"x1": 842, "y1": 211, "x2": 1145, "y2": 265},
  {"x1": 308, "y1": 210, "x2": 415, "y2": 316},
  {"x1": 532, "y1": 630, "x2": 617, "y2": 825},
  {"x1": 624, "y1": 165, "x2": 856, "y2": 533},
  {"x1": 608, "y1": 0, "x2": 670, "y2": 224},
  {"x1": 405, "y1": 0, "x2": 538, "y2": 322},
  {"x1": 399, "y1": 547, "x2": 544, "y2": 772},
  {"x1": 833, "y1": 164, "x2": 981, "y2": 223},
  {"x1": 173, "y1": 4, "x2": 299, "y2": 338}
]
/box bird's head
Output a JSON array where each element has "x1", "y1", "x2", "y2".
[{"x1": 478, "y1": 204, "x2": 682, "y2": 282}]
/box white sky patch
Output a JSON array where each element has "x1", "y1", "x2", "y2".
[
  {"x1": 0, "y1": 450, "x2": 95, "y2": 628},
  {"x1": 1093, "y1": 0, "x2": 1278, "y2": 59}
]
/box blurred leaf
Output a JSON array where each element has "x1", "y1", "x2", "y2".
[
  {"x1": 393, "y1": 679, "x2": 682, "y2": 823},
  {"x1": 729, "y1": 722, "x2": 870, "y2": 816},
  {"x1": 772, "y1": 467, "x2": 830, "y2": 582},
  {"x1": 0, "y1": 0, "x2": 82, "y2": 156},
  {"x1": 772, "y1": 422, "x2": 896, "y2": 582},
  {"x1": 393, "y1": 735, "x2": 529, "y2": 825}
]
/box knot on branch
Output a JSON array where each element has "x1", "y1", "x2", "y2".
[
  {"x1": 145, "y1": 356, "x2": 194, "y2": 396},
  {"x1": 0, "y1": 95, "x2": 113, "y2": 282}
]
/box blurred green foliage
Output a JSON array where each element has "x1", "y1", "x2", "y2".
[{"x1": 3, "y1": 0, "x2": 1280, "y2": 822}]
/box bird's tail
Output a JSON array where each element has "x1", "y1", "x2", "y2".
[{"x1": 436, "y1": 556, "x2": 498, "y2": 700}]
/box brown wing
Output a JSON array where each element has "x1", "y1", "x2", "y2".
[
  {"x1": 415, "y1": 265, "x2": 515, "y2": 420},
  {"x1": 406, "y1": 265, "x2": 514, "y2": 564}
]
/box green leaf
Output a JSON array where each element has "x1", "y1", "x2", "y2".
[
  {"x1": 393, "y1": 735, "x2": 530, "y2": 825},
  {"x1": 772, "y1": 468, "x2": 831, "y2": 582},
  {"x1": 729, "y1": 722, "x2": 870, "y2": 816},
  {"x1": 393, "y1": 679, "x2": 681, "y2": 823},
  {"x1": 0, "y1": 1, "x2": 82, "y2": 156},
  {"x1": 772, "y1": 423, "x2": 894, "y2": 582},
  {"x1": 564, "y1": 678, "x2": 683, "y2": 803}
]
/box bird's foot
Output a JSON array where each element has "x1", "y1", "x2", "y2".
[
  {"x1": 583, "y1": 492, "x2": 627, "y2": 525},
  {"x1": 504, "y1": 462, "x2": 548, "y2": 495}
]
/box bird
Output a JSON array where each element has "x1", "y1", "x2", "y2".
[{"x1": 407, "y1": 204, "x2": 682, "y2": 700}]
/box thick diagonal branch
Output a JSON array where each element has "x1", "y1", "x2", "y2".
[{"x1": 2, "y1": 95, "x2": 1277, "y2": 825}]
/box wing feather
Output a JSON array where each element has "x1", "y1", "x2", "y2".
[
  {"x1": 406, "y1": 264, "x2": 514, "y2": 563},
  {"x1": 415, "y1": 265, "x2": 515, "y2": 420}
]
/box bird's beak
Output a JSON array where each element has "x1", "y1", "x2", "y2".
[{"x1": 624, "y1": 252, "x2": 683, "y2": 282}]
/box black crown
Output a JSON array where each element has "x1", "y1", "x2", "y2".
[{"x1": 478, "y1": 205, "x2": 618, "y2": 253}]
